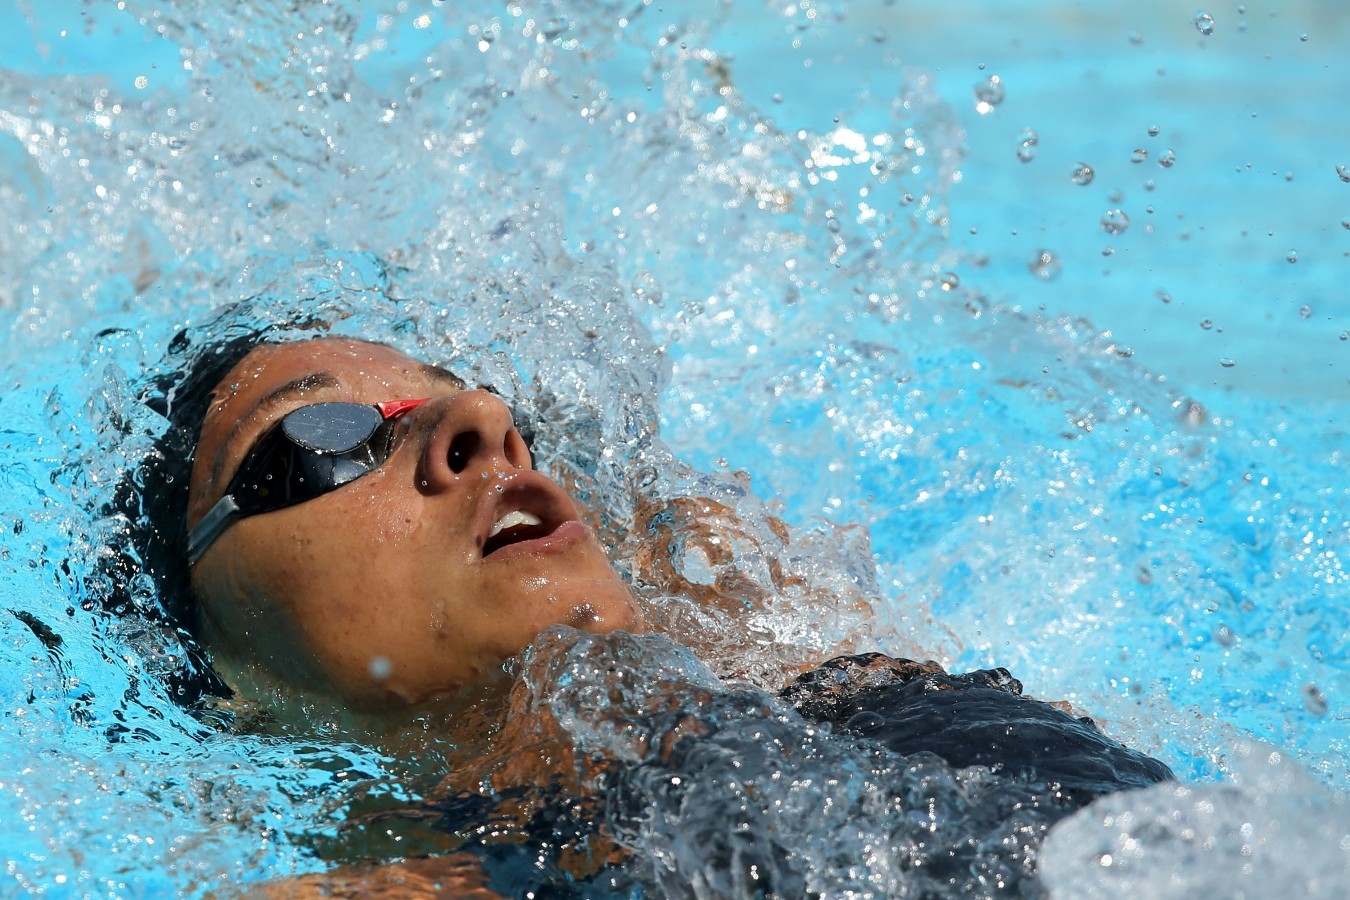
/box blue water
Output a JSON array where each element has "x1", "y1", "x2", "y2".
[{"x1": 1, "y1": 0, "x2": 1348, "y2": 895}]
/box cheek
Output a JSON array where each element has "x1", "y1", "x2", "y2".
[{"x1": 343, "y1": 473, "x2": 424, "y2": 544}]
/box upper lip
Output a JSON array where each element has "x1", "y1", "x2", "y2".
[{"x1": 474, "y1": 470, "x2": 577, "y2": 557}]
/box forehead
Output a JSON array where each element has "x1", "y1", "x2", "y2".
[{"x1": 207, "y1": 338, "x2": 432, "y2": 413}]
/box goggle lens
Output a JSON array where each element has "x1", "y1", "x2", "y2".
[{"x1": 281, "y1": 402, "x2": 384, "y2": 453}]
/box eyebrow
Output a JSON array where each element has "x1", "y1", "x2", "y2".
[
  {"x1": 209, "y1": 371, "x2": 342, "y2": 490},
  {"x1": 420, "y1": 363, "x2": 466, "y2": 389}
]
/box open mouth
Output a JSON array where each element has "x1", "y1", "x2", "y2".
[{"x1": 482, "y1": 508, "x2": 557, "y2": 557}]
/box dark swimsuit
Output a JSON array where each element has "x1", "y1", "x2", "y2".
[{"x1": 781, "y1": 652, "x2": 1173, "y2": 807}]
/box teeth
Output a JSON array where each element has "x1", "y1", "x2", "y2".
[{"x1": 489, "y1": 509, "x2": 542, "y2": 537}]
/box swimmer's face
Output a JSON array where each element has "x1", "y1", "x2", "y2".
[{"x1": 186, "y1": 338, "x2": 640, "y2": 709}]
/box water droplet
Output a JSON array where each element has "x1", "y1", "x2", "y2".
[
  {"x1": 1071, "y1": 162, "x2": 1095, "y2": 185},
  {"x1": 1131, "y1": 148, "x2": 1148, "y2": 164},
  {"x1": 1016, "y1": 127, "x2": 1039, "y2": 162},
  {"x1": 1200, "y1": 319, "x2": 1214, "y2": 330},
  {"x1": 1287, "y1": 249, "x2": 1299, "y2": 263},
  {"x1": 369, "y1": 656, "x2": 393, "y2": 680},
  {"x1": 1302, "y1": 683, "x2": 1328, "y2": 717},
  {"x1": 974, "y1": 75, "x2": 1005, "y2": 114},
  {"x1": 1101, "y1": 208, "x2": 1131, "y2": 235},
  {"x1": 940, "y1": 272, "x2": 960, "y2": 291},
  {"x1": 1028, "y1": 249, "x2": 1062, "y2": 281},
  {"x1": 1147, "y1": 125, "x2": 1160, "y2": 137},
  {"x1": 1158, "y1": 149, "x2": 1177, "y2": 168},
  {"x1": 1300, "y1": 305, "x2": 1313, "y2": 319},
  {"x1": 1194, "y1": 12, "x2": 1215, "y2": 35},
  {"x1": 1337, "y1": 164, "x2": 1350, "y2": 183},
  {"x1": 1219, "y1": 357, "x2": 1236, "y2": 368}
]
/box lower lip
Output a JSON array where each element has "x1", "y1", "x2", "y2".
[{"x1": 484, "y1": 519, "x2": 591, "y2": 560}]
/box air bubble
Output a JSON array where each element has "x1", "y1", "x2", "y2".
[
  {"x1": 1071, "y1": 162, "x2": 1094, "y2": 185},
  {"x1": 1286, "y1": 250, "x2": 1299, "y2": 263},
  {"x1": 1131, "y1": 148, "x2": 1148, "y2": 164},
  {"x1": 1158, "y1": 149, "x2": 1177, "y2": 168},
  {"x1": 1300, "y1": 305, "x2": 1313, "y2": 319},
  {"x1": 1219, "y1": 357, "x2": 1236, "y2": 368},
  {"x1": 974, "y1": 75, "x2": 1005, "y2": 114},
  {"x1": 369, "y1": 656, "x2": 393, "y2": 680},
  {"x1": 1156, "y1": 289, "x2": 1172, "y2": 304},
  {"x1": 1028, "y1": 249, "x2": 1062, "y2": 281},
  {"x1": 1147, "y1": 125, "x2": 1160, "y2": 137},
  {"x1": 940, "y1": 272, "x2": 960, "y2": 291},
  {"x1": 1101, "y1": 208, "x2": 1130, "y2": 235},
  {"x1": 1341, "y1": 332, "x2": 1349, "y2": 341},
  {"x1": 1193, "y1": 12, "x2": 1215, "y2": 35},
  {"x1": 1342, "y1": 218, "x2": 1350, "y2": 230},
  {"x1": 1200, "y1": 319, "x2": 1213, "y2": 330},
  {"x1": 1015, "y1": 127, "x2": 1038, "y2": 162},
  {"x1": 1337, "y1": 165, "x2": 1350, "y2": 183}
]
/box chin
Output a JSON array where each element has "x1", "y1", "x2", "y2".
[{"x1": 564, "y1": 582, "x2": 641, "y2": 634}]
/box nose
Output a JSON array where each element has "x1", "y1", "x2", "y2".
[{"x1": 417, "y1": 390, "x2": 533, "y2": 490}]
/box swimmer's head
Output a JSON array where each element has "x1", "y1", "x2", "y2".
[{"x1": 182, "y1": 337, "x2": 639, "y2": 709}]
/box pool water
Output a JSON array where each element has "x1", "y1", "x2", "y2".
[{"x1": 2, "y1": 0, "x2": 1348, "y2": 895}]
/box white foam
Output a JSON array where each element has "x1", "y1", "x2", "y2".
[{"x1": 1041, "y1": 739, "x2": 1350, "y2": 898}]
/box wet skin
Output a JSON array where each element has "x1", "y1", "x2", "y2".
[{"x1": 187, "y1": 338, "x2": 640, "y2": 710}]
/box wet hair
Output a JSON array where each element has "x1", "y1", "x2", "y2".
[{"x1": 133, "y1": 329, "x2": 281, "y2": 630}]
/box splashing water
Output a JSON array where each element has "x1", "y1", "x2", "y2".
[{"x1": 2, "y1": 0, "x2": 1349, "y2": 896}]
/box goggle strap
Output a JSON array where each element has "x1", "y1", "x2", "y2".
[
  {"x1": 187, "y1": 494, "x2": 242, "y2": 566},
  {"x1": 375, "y1": 397, "x2": 430, "y2": 419}
]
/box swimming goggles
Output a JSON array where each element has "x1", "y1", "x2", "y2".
[{"x1": 187, "y1": 398, "x2": 429, "y2": 565}]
